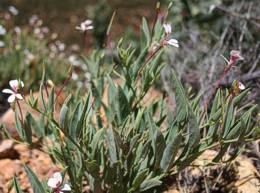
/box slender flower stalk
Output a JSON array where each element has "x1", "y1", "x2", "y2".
[
  {"x1": 76, "y1": 19, "x2": 93, "y2": 50},
  {"x1": 214, "y1": 50, "x2": 243, "y2": 90},
  {"x1": 55, "y1": 68, "x2": 72, "y2": 103},
  {"x1": 203, "y1": 50, "x2": 244, "y2": 111}
]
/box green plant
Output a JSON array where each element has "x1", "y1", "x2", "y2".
[
  {"x1": 0, "y1": 23, "x2": 68, "y2": 89},
  {"x1": 6, "y1": 11, "x2": 258, "y2": 193}
]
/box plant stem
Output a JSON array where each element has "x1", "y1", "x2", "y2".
[
  {"x1": 16, "y1": 100, "x2": 23, "y2": 123},
  {"x1": 137, "y1": 45, "x2": 163, "y2": 78},
  {"x1": 55, "y1": 69, "x2": 72, "y2": 103}
]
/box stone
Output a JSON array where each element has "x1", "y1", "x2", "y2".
[
  {"x1": 0, "y1": 140, "x2": 19, "y2": 159},
  {"x1": 0, "y1": 159, "x2": 22, "y2": 181}
]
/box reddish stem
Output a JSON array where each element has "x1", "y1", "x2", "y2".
[
  {"x1": 55, "y1": 71, "x2": 72, "y2": 103},
  {"x1": 204, "y1": 63, "x2": 233, "y2": 111},
  {"x1": 137, "y1": 45, "x2": 163, "y2": 78}
]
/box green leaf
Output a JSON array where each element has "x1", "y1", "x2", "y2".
[
  {"x1": 75, "y1": 94, "x2": 91, "y2": 138},
  {"x1": 60, "y1": 104, "x2": 69, "y2": 131},
  {"x1": 113, "y1": 86, "x2": 131, "y2": 125},
  {"x1": 24, "y1": 165, "x2": 45, "y2": 193},
  {"x1": 146, "y1": 113, "x2": 166, "y2": 167},
  {"x1": 13, "y1": 177, "x2": 24, "y2": 193},
  {"x1": 69, "y1": 101, "x2": 81, "y2": 132},
  {"x1": 106, "y1": 128, "x2": 118, "y2": 164},
  {"x1": 132, "y1": 46, "x2": 149, "y2": 78},
  {"x1": 171, "y1": 70, "x2": 200, "y2": 151},
  {"x1": 85, "y1": 160, "x2": 100, "y2": 178},
  {"x1": 15, "y1": 112, "x2": 25, "y2": 140},
  {"x1": 171, "y1": 69, "x2": 189, "y2": 122},
  {"x1": 233, "y1": 89, "x2": 249, "y2": 105},
  {"x1": 187, "y1": 109, "x2": 200, "y2": 149},
  {"x1": 141, "y1": 18, "x2": 151, "y2": 50},
  {"x1": 131, "y1": 169, "x2": 149, "y2": 191},
  {"x1": 47, "y1": 87, "x2": 55, "y2": 114},
  {"x1": 160, "y1": 133, "x2": 181, "y2": 172},
  {"x1": 223, "y1": 101, "x2": 235, "y2": 138},
  {"x1": 39, "y1": 84, "x2": 47, "y2": 111},
  {"x1": 140, "y1": 179, "x2": 162, "y2": 192},
  {"x1": 90, "y1": 128, "x2": 104, "y2": 159}
]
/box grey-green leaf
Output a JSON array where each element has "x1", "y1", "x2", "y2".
[{"x1": 24, "y1": 165, "x2": 45, "y2": 193}]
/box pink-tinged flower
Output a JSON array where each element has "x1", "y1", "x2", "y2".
[
  {"x1": 47, "y1": 172, "x2": 71, "y2": 193},
  {"x1": 163, "y1": 38, "x2": 179, "y2": 48},
  {"x1": 163, "y1": 23, "x2": 172, "y2": 34},
  {"x1": 2, "y1": 80, "x2": 24, "y2": 103},
  {"x1": 238, "y1": 81, "x2": 245, "y2": 91},
  {"x1": 76, "y1": 19, "x2": 93, "y2": 32},
  {"x1": 229, "y1": 50, "x2": 244, "y2": 65},
  {"x1": 161, "y1": 23, "x2": 179, "y2": 48}
]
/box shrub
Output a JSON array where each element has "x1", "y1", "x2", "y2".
[{"x1": 3, "y1": 7, "x2": 258, "y2": 193}]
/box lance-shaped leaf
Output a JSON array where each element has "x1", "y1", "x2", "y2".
[
  {"x1": 171, "y1": 69, "x2": 189, "y2": 122},
  {"x1": 13, "y1": 177, "x2": 24, "y2": 193},
  {"x1": 106, "y1": 127, "x2": 118, "y2": 164},
  {"x1": 113, "y1": 86, "x2": 131, "y2": 125},
  {"x1": 139, "y1": 178, "x2": 162, "y2": 192},
  {"x1": 140, "y1": 17, "x2": 151, "y2": 50},
  {"x1": 160, "y1": 133, "x2": 181, "y2": 172},
  {"x1": 24, "y1": 165, "x2": 45, "y2": 193},
  {"x1": 146, "y1": 113, "x2": 166, "y2": 167},
  {"x1": 171, "y1": 70, "x2": 200, "y2": 152},
  {"x1": 130, "y1": 169, "x2": 149, "y2": 192}
]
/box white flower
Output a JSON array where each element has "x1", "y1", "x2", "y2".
[
  {"x1": 2, "y1": 80, "x2": 24, "y2": 103},
  {"x1": 8, "y1": 6, "x2": 19, "y2": 15},
  {"x1": 0, "y1": 40, "x2": 5, "y2": 48},
  {"x1": 76, "y1": 19, "x2": 93, "y2": 32},
  {"x1": 209, "y1": 4, "x2": 216, "y2": 13},
  {"x1": 165, "y1": 38, "x2": 179, "y2": 48},
  {"x1": 14, "y1": 26, "x2": 21, "y2": 34},
  {"x1": 238, "y1": 82, "x2": 245, "y2": 91},
  {"x1": 163, "y1": 23, "x2": 172, "y2": 34},
  {"x1": 71, "y1": 72, "x2": 79, "y2": 80},
  {"x1": 47, "y1": 172, "x2": 71, "y2": 193},
  {"x1": 0, "y1": 25, "x2": 6, "y2": 35}
]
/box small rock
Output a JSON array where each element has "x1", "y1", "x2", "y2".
[
  {"x1": 0, "y1": 159, "x2": 22, "y2": 181},
  {"x1": 0, "y1": 140, "x2": 19, "y2": 159}
]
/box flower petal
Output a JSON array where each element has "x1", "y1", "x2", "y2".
[
  {"x1": 83, "y1": 19, "x2": 92, "y2": 25},
  {"x1": 86, "y1": 26, "x2": 94, "y2": 30},
  {"x1": 2, "y1": 89, "x2": 14, "y2": 94},
  {"x1": 9, "y1": 80, "x2": 19, "y2": 89},
  {"x1": 47, "y1": 178, "x2": 59, "y2": 189},
  {"x1": 238, "y1": 82, "x2": 245, "y2": 90},
  {"x1": 167, "y1": 39, "x2": 179, "y2": 47},
  {"x1": 61, "y1": 183, "x2": 71, "y2": 191},
  {"x1": 163, "y1": 23, "x2": 172, "y2": 34},
  {"x1": 7, "y1": 94, "x2": 16, "y2": 103},
  {"x1": 15, "y1": 93, "x2": 23, "y2": 100},
  {"x1": 53, "y1": 172, "x2": 63, "y2": 184},
  {"x1": 20, "y1": 81, "x2": 24, "y2": 88}
]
